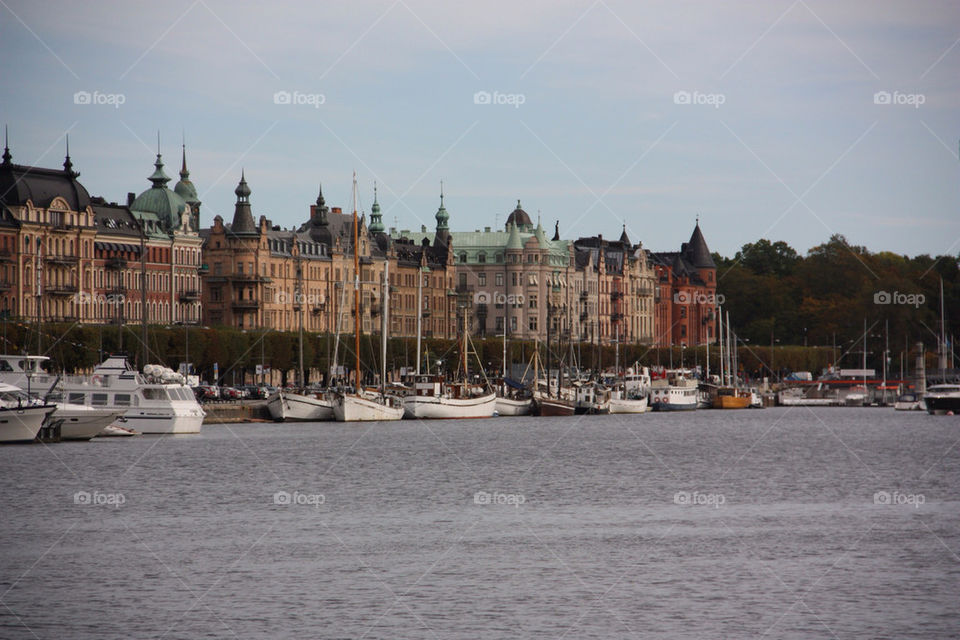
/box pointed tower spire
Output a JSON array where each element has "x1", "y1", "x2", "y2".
[
  {"x1": 369, "y1": 181, "x2": 384, "y2": 233},
  {"x1": 180, "y1": 143, "x2": 189, "y2": 179},
  {"x1": 435, "y1": 181, "x2": 449, "y2": 232},
  {"x1": 552, "y1": 220, "x2": 560, "y2": 242},
  {"x1": 619, "y1": 222, "x2": 630, "y2": 245},
  {"x1": 63, "y1": 134, "x2": 76, "y2": 176},
  {"x1": 230, "y1": 169, "x2": 257, "y2": 235},
  {"x1": 2, "y1": 125, "x2": 11, "y2": 166}
]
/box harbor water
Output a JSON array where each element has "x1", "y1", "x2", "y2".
[{"x1": 1, "y1": 408, "x2": 958, "y2": 639}]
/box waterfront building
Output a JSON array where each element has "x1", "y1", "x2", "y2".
[
  {"x1": 650, "y1": 221, "x2": 718, "y2": 346},
  {"x1": 201, "y1": 178, "x2": 453, "y2": 338}
]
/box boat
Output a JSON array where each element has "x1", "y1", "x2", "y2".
[
  {"x1": 46, "y1": 403, "x2": 125, "y2": 440},
  {"x1": 650, "y1": 374, "x2": 698, "y2": 411},
  {"x1": 777, "y1": 387, "x2": 837, "y2": 406},
  {"x1": 404, "y1": 375, "x2": 496, "y2": 419},
  {"x1": 0, "y1": 354, "x2": 205, "y2": 434},
  {"x1": 267, "y1": 389, "x2": 334, "y2": 421},
  {"x1": 99, "y1": 423, "x2": 139, "y2": 437},
  {"x1": 403, "y1": 312, "x2": 496, "y2": 419},
  {"x1": 749, "y1": 388, "x2": 765, "y2": 409},
  {"x1": 923, "y1": 384, "x2": 960, "y2": 415},
  {"x1": 713, "y1": 386, "x2": 751, "y2": 409},
  {"x1": 844, "y1": 385, "x2": 868, "y2": 406},
  {"x1": 893, "y1": 392, "x2": 924, "y2": 411},
  {"x1": 607, "y1": 349, "x2": 650, "y2": 415},
  {"x1": 573, "y1": 380, "x2": 611, "y2": 414},
  {"x1": 608, "y1": 392, "x2": 648, "y2": 414},
  {"x1": 495, "y1": 395, "x2": 533, "y2": 416},
  {"x1": 333, "y1": 173, "x2": 404, "y2": 423},
  {"x1": 0, "y1": 383, "x2": 56, "y2": 443}
]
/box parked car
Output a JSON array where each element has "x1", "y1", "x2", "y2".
[
  {"x1": 195, "y1": 384, "x2": 220, "y2": 400},
  {"x1": 240, "y1": 385, "x2": 269, "y2": 399},
  {"x1": 220, "y1": 386, "x2": 243, "y2": 400}
]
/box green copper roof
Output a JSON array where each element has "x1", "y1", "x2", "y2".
[
  {"x1": 131, "y1": 152, "x2": 187, "y2": 230},
  {"x1": 435, "y1": 187, "x2": 449, "y2": 231},
  {"x1": 369, "y1": 183, "x2": 384, "y2": 233},
  {"x1": 174, "y1": 145, "x2": 199, "y2": 205},
  {"x1": 506, "y1": 221, "x2": 523, "y2": 250}
]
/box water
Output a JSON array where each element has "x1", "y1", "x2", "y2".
[{"x1": 1, "y1": 408, "x2": 958, "y2": 639}]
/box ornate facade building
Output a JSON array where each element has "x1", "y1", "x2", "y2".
[
  {"x1": 650, "y1": 222, "x2": 718, "y2": 347},
  {"x1": 201, "y1": 178, "x2": 454, "y2": 338},
  {"x1": 0, "y1": 137, "x2": 204, "y2": 327},
  {"x1": 393, "y1": 201, "x2": 656, "y2": 346}
]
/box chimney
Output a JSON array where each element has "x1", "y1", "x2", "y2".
[{"x1": 127, "y1": 192, "x2": 135, "y2": 206}]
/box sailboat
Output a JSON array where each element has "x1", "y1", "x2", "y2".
[
  {"x1": 532, "y1": 338, "x2": 575, "y2": 416},
  {"x1": 333, "y1": 176, "x2": 404, "y2": 422},
  {"x1": 608, "y1": 329, "x2": 649, "y2": 414},
  {"x1": 712, "y1": 309, "x2": 750, "y2": 409},
  {"x1": 403, "y1": 312, "x2": 497, "y2": 419},
  {"x1": 266, "y1": 265, "x2": 334, "y2": 422},
  {"x1": 495, "y1": 330, "x2": 533, "y2": 416}
]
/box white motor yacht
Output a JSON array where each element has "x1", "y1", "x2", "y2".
[{"x1": 0, "y1": 383, "x2": 56, "y2": 443}]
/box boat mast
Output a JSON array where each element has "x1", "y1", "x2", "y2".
[
  {"x1": 718, "y1": 306, "x2": 724, "y2": 386},
  {"x1": 381, "y1": 259, "x2": 389, "y2": 396},
  {"x1": 415, "y1": 264, "x2": 422, "y2": 376},
  {"x1": 297, "y1": 260, "x2": 304, "y2": 388},
  {"x1": 353, "y1": 172, "x2": 361, "y2": 391},
  {"x1": 461, "y1": 309, "x2": 468, "y2": 386},
  {"x1": 939, "y1": 277, "x2": 947, "y2": 373}
]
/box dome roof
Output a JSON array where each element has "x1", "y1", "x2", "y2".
[
  {"x1": 130, "y1": 153, "x2": 187, "y2": 229},
  {"x1": 505, "y1": 200, "x2": 532, "y2": 231},
  {"x1": 173, "y1": 145, "x2": 199, "y2": 205}
]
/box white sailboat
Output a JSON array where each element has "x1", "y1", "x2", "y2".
[
  {"x1": 334, "y1": 175, "x2": 404, "y2": 422},
  {"x1": 495, "y1": 330, "x2": 533, "y2": 416},
  {"x1": 403, "y1": 312, "x2": 496, "y2": 419}
]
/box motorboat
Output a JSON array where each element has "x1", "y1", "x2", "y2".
[
  {"x1": 713, "y1": 386, "x2": 751, "y2": 409},
  {"x1": 0, "y1": 383, "x2": 56, "y2": 443},
  {"x1": 608, "y1": 366, "x2": 651, "y2": 414},
  {"x1": 893, "y1": 392, "x2": 924, "y2": 411},
  {"x1": 46, "y1": 402, "x2": 124, "y2": 440},
  {"x1": 403, "y1": 375, "x2": 496, "y2": 419},
  {"x1": 0, "y1": 355, "x2": 205, "y2": 434},
  {"x1": 650, "y1": 375, "x2": 698, "y2": 411},
  {"x1": 923, "y1": 384, "x2": 960, "y2": 415},
  {"x1": 573, "y1": 380, "x2": 611, "y2": 415}
]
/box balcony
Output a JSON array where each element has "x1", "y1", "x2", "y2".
[
  {"x1": 105, "y1": 257, "x2": 127, "y2": 270},
  {"x1": 0, "y1": 281, "x2": 11, "y2": 292},
  {"x1": 198, "y1": 263, "x2": 210, "y2": 274},
  {"x1": 0, "y1": 249, "x2": 12, "y2": 262},
  {"x1": 107, "y1": 286, "x2": 126, "y2": 295},
  {"x1": 231, "y1": 299, "x2": 260, "y2": 310},
  {"x1": 611, "y1": 291, "x2": 623, "y2": 300},
  {"x1": 179, "y1": 290, "x2": 200, "y2": 302},
  {"x1": 611, "y1": 312, "x2": 624, "y2": 322},
  {"x1": 51, "y1": 221, "x2": 73, "y2": 233},
  {"x1": 47, "y1": 284, "x2": 78, "y2": 296},
  {"x1": 45, "y1": 255, "x2": 78, "y2": 266}
]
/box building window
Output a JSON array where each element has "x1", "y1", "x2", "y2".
[
  {"x1": 478, "y1": 273, "x2": 486, "y2": 286},
  {"x1": 459, "y1": 252, "x2": 467, "y2": 263},
  {"x1": 511, "y1": 273, "x2": 518, "y2": 286},
  {"x1": 495, "y1": 273, "x2": 504, "y2": 287},
  {"x1": 459, "y1": 273, "x2": 467, "y2": 287},
  {"x1": 529, "y1": 316, "x2": 537, "y2": 331},
  {"x1": 478, "y1": 253, "x2": 486, "y2": 263},
  {"x1": 495, "y1": 316, "x2": 504, "y2": 332},
  {"x1": 529, "y1": 295, "x2": 537, "y2": 309},
  {"x1": 510, "y1": 317, "x2": 517, "y2": 331}
]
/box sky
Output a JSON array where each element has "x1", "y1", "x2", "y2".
[{"x1": 1, "y1": 0, "x2": 958, "y2": 258}]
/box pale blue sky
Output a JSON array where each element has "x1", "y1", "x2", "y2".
[{"x1": 1, "y1": 0, "x2": 958, "y2": 258}]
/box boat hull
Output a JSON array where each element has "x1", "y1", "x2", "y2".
[
  {"x1": 0, "y1": 405, "x2": 54, "y2": 443},
  {"x1": 122, "y1": 408, "x2": 204, "y2": 434},
  {"x1": 334, "y1": 394, "x2": 404, "y2": 422},
  {"x1": 652, "y1": 400, "x2": 697, "y2": 411},
  {"x1": 608, "y1": 397, "x2": 649, "y2": 414},
  {"x1": 537, "y1": 397, "x2": 576, "y2": 416},
  {"x1": 713, "y1": 395, "x2": 751, "y2": 410},
  {"x1": 495, "y1": 397, "x2": 533, "y2": 416},
  {"x1": 267, "y1": 391, "x2": 334, "y2": 422},
  {"x1": 925, "y1": 397, "x2": 960, "y2": 415},
  {"x1": 50, "y1": 406, "x2": 124, "y2": 440},
  {"x1": 404, "y1": 393, "x2": 497, "y2": 419}
]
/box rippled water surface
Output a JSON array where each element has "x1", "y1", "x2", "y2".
[{"x1": 1, "y1": 408, "x2": 958, "y2": 639}]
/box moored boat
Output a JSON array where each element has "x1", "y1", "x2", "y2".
[
  {"x1": 47, "y1": 403, "x2": 125, "y2": 440},
  {"x1": 334, "y1": 390, "x2": 404, "y2": 422},
  {"x1": 923, "y1": 384, "x2": 960, "y2": 415},
  {"x1": 0, "y1": 384, "x2": 56, "y2": 443},
  {"x1": 267, "y1": 389, "x2": 334, "y2": 422},
  {"x1": 893, "y1": 392, "x2": 923, "y2": 411},
  {"x1": 651, "y1": 376, "x2": 698, "y2": 411},
  {"x1": 495, "y1": 396, "x2": 533, "y2": 416},
  {"x1": 712, "y1": 387, "x2": 751, "y2": 409}
]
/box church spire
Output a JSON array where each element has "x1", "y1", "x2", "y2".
[
  {"x1": 435, "y1": 181, "x2": 449, "y2": 231},
  {"x1": 2, "y1": 125, "x2": 11, "y2": 166},
  {"x1": 369, "y1": 181, "x2": 384, "y2": 233},
  {"x1": 63, "y1": 134, "x2": 77, "y2": 177}
]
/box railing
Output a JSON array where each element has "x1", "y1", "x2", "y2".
[
  {"x1": 179, "y1": 290, "x2": 200, "y2": 301},
  {"x1": 231, "y1": 299, "x2": 260, "y2": 309},
  {"x1": 45, "y1": 255, "x2": 79, "y2": 266},
  {"x1": 46, "y1": 284, "x2": 79, "y2": 296},
  {"x1": 105, "y1": 257, "x2": 127, "y2": 270}
]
